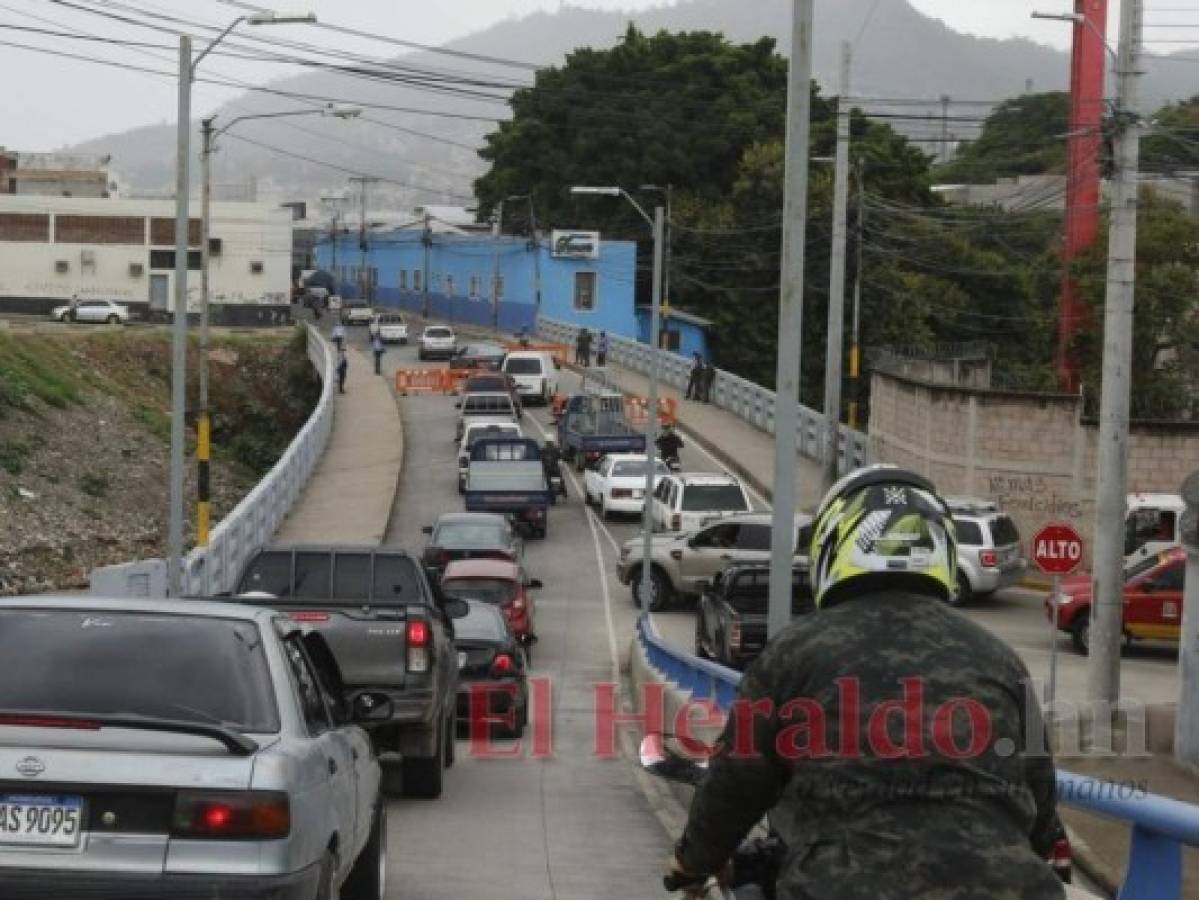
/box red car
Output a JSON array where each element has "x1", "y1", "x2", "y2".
[
  {"x1": 440, "y1": 559, "x2": 541, "y2": 653},
  {"x1": 1046, "y1": 547, "x2": 1187, "y2": 655}
]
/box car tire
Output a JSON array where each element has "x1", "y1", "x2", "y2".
[
  {"x1": 314, "y1": 849, "x2": 338, "y2": 900},
  {"x1": 340, "y1": 808, "x2": 386, "y2": 900},
  {"x1": 402, "y1": 728, "x2": 445, "y2": 799},
  {"x1": 949, "y1": 571, "x2": 972, "y2": 607},
  {"x1": 632, "y1": 566, "x2": 672, "y2": 612},
  {"x1": 600, "y1": 497, "x2": 612, "y2": 521},
  {"x1": 1070, "y1": 612, "x2": 1091, "y2": 656},
  {"x1": 58, "y1": 312, "x2": 71, "y2": 323}
]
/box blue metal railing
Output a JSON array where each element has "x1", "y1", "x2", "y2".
[{"x1": 635, "y1": 612, "x2": 1199, "y2": 899}]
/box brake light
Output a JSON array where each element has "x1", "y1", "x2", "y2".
[
  {"x1": 729, "y1": 623, "x2": 742, "y2": 651},
  {"x1": 672, "y1": 514, "x2": 681, "y2": 530},
  {"x1": 289, "y1": 611, "x2": 330, "y2": 622},
  {"x1": 611, "y1": 488, "x2": 632, "y2": 499},
  {"x1": 407, "y1": 618, "x2": 431, "y2": 673},
  {"x1": 491, "y1": 653, "x2": 514, "y2": 676},
  {"x1": 980, "y1": 550, "x2": 998, "y2": 568},
  {"x1": 172, "y1": 791, "x2": 290, "y2": 840},
  {"x1": 511, "y1": 592, "x2": 525, "y2": 610},
  {"x1": 1049, "y1": 835, "x2": 1072, "y2": 880}
]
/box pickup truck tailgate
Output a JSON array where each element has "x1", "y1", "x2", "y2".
[{"x1": 279, "y1": 607, "x2": 417, "y2": 687}]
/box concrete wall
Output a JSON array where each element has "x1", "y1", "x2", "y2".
[
  {"x1": 0, "y1": 195, "x2": 292, "y2": 316},
  {"x1": 869, "y1": 370, "x2": 1199, "y2": 562}
]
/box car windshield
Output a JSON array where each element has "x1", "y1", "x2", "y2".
[
  {"x1": 990, "y1": 516, "x2": 1020, "y2": 546},
  {"x1": 455, "y1": 603, "x2": 508, "y2": 642},
  {"x1": 612, "y1": 460, "x2": 667, "y2": 478},
  {"x1": 726, "y1": 573, "x2": 809, "y2": 615},
  {"x1": 505, "y1": 358, "x2": 542, "y2": 375},
  {"x1": 0, "y1": 609, "x2": 279, "y2": 733},
  {"x1": 381, "y1": 315, "x2": 404, "y2": 324},
  {"x1": 467, "y1": 427, "x2": 519, "y2": 447},
  {"x1": 465, "y1": 377, "x2": 507, "y2": 392},
  {"x1": 465, "y1": 396, "x2": 513, "y2": 414},
  {"x1": 681, "y1": 484, "x2": 748, "y2": 512},
  {"x1": 441, "y1": 577, "x2": 516, "y2": 604},
  {"x1": 436, "y1": 522, "x2": 507, "y2": 548},
  {"x1": 426, "y1": 328, "x2": 452, "y2": 338}
]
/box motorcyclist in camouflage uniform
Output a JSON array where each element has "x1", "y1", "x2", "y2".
[{"x1": 669, "y1": 464, "x2": 1064, "y2": 899}]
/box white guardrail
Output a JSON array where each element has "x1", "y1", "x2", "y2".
[
  {"x1": 90, "y1": 323, "x2": 336, "y2": 598},
  {"x1": 536, "y1": 317, "x2": 873, "y2": 475}
]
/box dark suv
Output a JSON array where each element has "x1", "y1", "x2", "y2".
[
  {"x1": 235, "y1": 545, "x2": 466, "y2": 799},
  {"x1": 695, "y1": 563, "x2": 813, "y2": 669}
]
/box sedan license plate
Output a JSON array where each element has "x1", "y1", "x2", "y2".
[
  {"x1": 458, "y1": 651, "x2": 468, "y2": 670},
  {"x1": 0, "y1": 795, "x2": 83, "y2": 848}
]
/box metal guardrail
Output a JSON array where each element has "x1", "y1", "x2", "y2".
[
  {"x1": 90, "y1": 323, "x2": 336, "y2": 597},
  {"x1": 635, "y1": 611, "x2": 1199, "y2": 899},
  {"x1": 537, "y1": 317, "x2": 872, "y2": 474}
]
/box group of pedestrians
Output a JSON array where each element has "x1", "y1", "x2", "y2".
[
  {"x1": 686, "y1": 351, "x2": 715, "y2": 403},
  {"x1": 331, "y1": 318, "x2": 388, "y2": 395},
  {"x1": 573, "y1": 328, "x2": 610, "y2": 367}
]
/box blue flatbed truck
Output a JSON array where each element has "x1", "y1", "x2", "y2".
[
  {"x1": 557, "y1": 393, "x2": 647, "y2": 471},
  {"x1": 464, "y1": 437, "x2": 553, "y2": 538}
]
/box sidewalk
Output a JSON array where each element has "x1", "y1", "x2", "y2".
[{"x1": 274, "y1": 345, "x2": 403, "y2": 545}]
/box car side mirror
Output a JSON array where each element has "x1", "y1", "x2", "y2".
[
  {"x1": 350, "y1": 691, "x2": 394, "y2": 726},
  {"x1": 454, "y1": 401, "x2": 462, "y2": 409},
  {"x1": 422, "y1": 525, "x2": 434, "y2": 535},
  {"x1": 527, "y1": 578, "x2": 543, "y2": 590},
  {"x1": 442, "y1": 597, "x2": 470, "y2": 619}
]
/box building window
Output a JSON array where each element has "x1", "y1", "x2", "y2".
[
  {"x1": 413, "y1": 269, "x2": 423, "y2": 292},
  {"x1": 149, "y1": 217, "x2": 201, "y2": 247},
  {"x1": 0, "y1": 213, "x2": 49, "y2": 242},
  {"x1": 399, "y1": 270, "x2": 408, "y2": 290},
  {"x1": 469, "y1": 274, "x2": 480, "y2": 300},
  {"x1": 493, "y1": 274, "x2": 504, "y2": 301},
  {"x1": 573, "y1": 271, "x2": 597, "y2": 311},
  {"x1": 445, "y1": 275, "x2": 455, "y2": 296},
  {"x1": 149, "y1": 249, "x2": 201, "y2": 270},
  {"x1": 55, "y1": 215, "x2": 145, "y2": 245},
  {"x1": 250, "y1": 261, "x2": 264, "y2": 274}
]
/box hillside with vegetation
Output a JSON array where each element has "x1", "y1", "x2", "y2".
[{"x1": 0, "y1": 326, "x2": 319, "y2": 595}]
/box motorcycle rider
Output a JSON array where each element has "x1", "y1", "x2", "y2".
[
  {"x1": 656, "y1": 424, "x2": 684, "y2": 469},
  {"x1": 541, "y1": 436, "x2": 567, "y2": 498},
  {"x1": 668, "y1": 464, "x2": 1064, "y2": 899}
]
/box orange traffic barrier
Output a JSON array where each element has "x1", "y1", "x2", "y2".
[
  {"x1": 395, "y1": 368, "x2": 455, "y2": 395},
  {"x1": 625, "y1": 395, "x2": 678, "y2": 428},
  {"x1": 504, "y1": 342, "x2": 570, "y2": 367}
]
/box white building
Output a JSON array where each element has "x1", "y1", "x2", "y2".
[{"x1": 0, "y1": 195, "x2": 292, "y2": 324}]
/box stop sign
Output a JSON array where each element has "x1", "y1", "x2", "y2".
[{"x1": 1031, "y1": 522, "x2": 1085, "y2": 576}]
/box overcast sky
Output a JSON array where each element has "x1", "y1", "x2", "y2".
[{"x1": 0, "y1": 0, "x2": 1181, "y2": 150}]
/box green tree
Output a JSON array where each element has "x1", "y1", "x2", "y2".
[
  {"x1": 1142, "y1": 96, "x2": 1199, "y2": 172},
  {"x1": 937, "y1": 92, "x2": 1070, "y2": 183}
]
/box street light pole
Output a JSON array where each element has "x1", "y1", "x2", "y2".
[{"x1": 768, "y1": 0, "x2": 815, "y2": 638}]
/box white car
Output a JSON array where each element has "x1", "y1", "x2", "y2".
[
  {"x1": 458, "y1": 420, "x2": 523, "y2": 492},
  {"x1": 419, "y1": 325, "x2": 457, "y2": 361},
  {"x1": 374, "y1": 313, "x2": 409, "y2": 344},
  {"x1": 650, "y1": 472, "x2": 752, "y2": 533},
  {"x1": 51, "y1": 299, "x2": 129, "y2": 324},
  {"x1": 341, "y1": 301, "x2": 375, "y2": 325},
  {"x1": 327, "y1": 294, "x2": 343, "y2": 311},
  {"x1": 501, "y1": 350, "x2": 559, "y2": 406},
  {"x1": 583, "y1": 454, "x2": 670, "y2": 519}
]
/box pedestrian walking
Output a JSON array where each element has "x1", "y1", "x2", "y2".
[
  {"x1": 701, "y1": 361, "x2": 716, "y2": 403},
  {"x1": 577, "y1": 328, "x2": 593, "y2": 367},
  {"x1": 685, "y1": 352, "x2": 704, "y2": 400},
  {"x1": 332, "y1": 322, "x2": 346, "y2": 353},
  {"x1": 336, "y1": 349, "x2": 348, "y2": 394},
  {"x1": 368, "y1": 316, "x2": 381, "y2": 340},
  {"x1": 596, "y1": 330, "x2": 610, "y2": 367},
  {"x1": 371, "y1": 331, "x2": 385, "y2": 375},
  {"x1": 517, "y1": 325, "x2": 531, "y2": 348}
]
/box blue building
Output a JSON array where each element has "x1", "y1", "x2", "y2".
[{"x1": 313, "y1": 226, "x2": 711, "y2": 360}]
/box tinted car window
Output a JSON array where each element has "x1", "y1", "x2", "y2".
[
  {"x1": 333, "y1": 552, "x2": 371, "y2": 600},
  {"x1": 282, "y1": 637, "x2": 332, "y2": 735},
  {"x1": 1126, "y1": 554, "x2": 1164, "y2": 581},
  {"x1": 436, "y1": 522, "x2": 507, "y2": 548},
  {"x1": 456, "y1": 602, "x2": 509, "y2": 641},
  {"x1": 736, "y1": 524, "x2": 772, "y2": 551},
  {"x1": 425, "y1": 327, "x2": 452, "y2": 338},
  {"x1": 504, "y1": 358, "x2": 542, "y2": 375},
  {"x1": 726, "y1": 572, "x2": 808, "y2": 614},
  {"x1": 612, "y1": 460, "x2": 667, "y2": 478},
  {"x1": 464, "y1": 376, "x2": 510, "y2": 393},
  {"x1": 294, "y1": 552, "x2": 332, "y2": 599},
  {"x1": 441, "y1": 577, "x2": 516, "y2": 604},
  {"x1": 238, "y1": 551, "x2": 293, "y2": 597},
  {"x1": 1157, "y1": 560, "x2": 1186, "y2": 591},
  {"x1": 681, "y1": 484, "x2": 749, "y2": 512},
  {"x1": 989, "y1": 516, "x2": 1020, "y2": 546},
  {"x1": 953, "y1": 519, "x2": 984, "y2": 546},
  {"x1": 694, "y1": 524, "x2": 740, "y2": 549},
  {"x1": 373, "y1": 555, "x2": 422, "y2": 603},
  {"x1": 464, "y1": 396, "x2": 512, "y2": 414},
  {"x1": 0, "y1": 610, "x2": 279, "y2": 732}
]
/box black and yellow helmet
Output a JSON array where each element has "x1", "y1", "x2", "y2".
[{"x1": 809, "y1": 464, "x2": 957, "y2": 608}]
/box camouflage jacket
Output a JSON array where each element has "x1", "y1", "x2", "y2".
[{"x1": 676, "y1": 590, "x2": 1064, "y2": 899}]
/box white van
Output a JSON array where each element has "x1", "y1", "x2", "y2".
[
  {"x1": 1125, "y1": 493, "x2": 1185, "y2": 567},
  {"x1": 502, "y1": 351, "x2": 559, "y2": 406}
]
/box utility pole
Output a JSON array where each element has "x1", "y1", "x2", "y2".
[
  {"x1": 350, "y1": 176, "x2": 377, "y2": 301},
  {"x1": 528, "y1": 198, "x2": 542, "y2": 317},
  {"x1": 1088, "y1": 0, "x2": 1142, "y2": 708},
  {"x1": 422, "y1": 211, "x2": 432, "y2": 318},
  {"x1": 1176, "y1": 470, "x2": 1199, "y2": 766},
  {"x1": 847, "y1": 158, "x2": 866, "y2": 431},
  {"x1": 768, "y1": 0, "x2": 814, "y2": 639},
  {"x1": 940, "y1": 95, "x2": 952, "y2": 164},
  {"x1": 822, "y1": 41, "x2": 852, "y2": 492},
  {"x1": 492, "y1": 200, "x2": 504, "y2": 331},
  {"x1": 167, "y1": 34, "x2": 191, "y2": 598},
  {"x1": 641, "y1": 205, "x2": 665, "y2": 610},
  {"x1": 197, "y1": 116, "x2": 214, "y2": 549}
]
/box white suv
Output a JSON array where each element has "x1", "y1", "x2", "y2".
[
  {"x1": 650, "y1": 472, "x2": 752, "y2": 533},
  {"x1": 374, "y1": 313, "x2": 409, "y2": 343},
  {"x1": 501, "y1": 351, "x2": 559, "y2": 406},
  {"x1": 419, "y1": 325, "x2": 457, "y2": 360}
]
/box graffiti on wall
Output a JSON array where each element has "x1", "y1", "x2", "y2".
[{"x1": 987, "y1": 473, "x2": 1083, "y2": 519}]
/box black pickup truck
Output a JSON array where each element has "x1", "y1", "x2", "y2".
[
  {"x1": 234, "y1": 545, "x2": 466, "y2": 799},
  {"x1": 694, "y1": 563, "x2": 813, "y2": 669}
]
